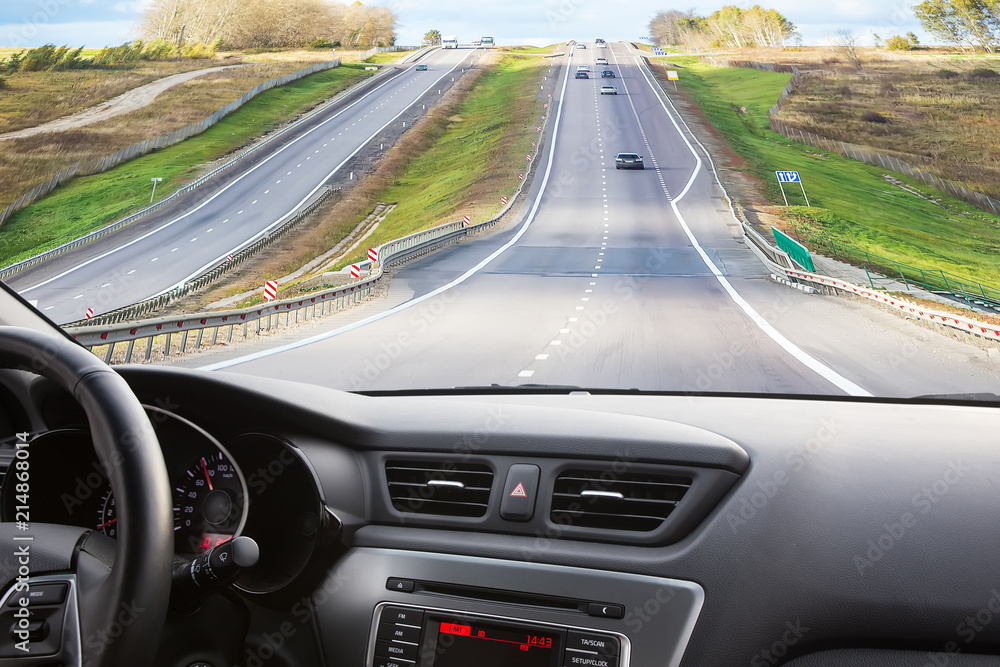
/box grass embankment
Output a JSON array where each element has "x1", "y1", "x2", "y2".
[
  {"x1": 0, "y1": 59, "x2": 218, "y2": 133},
  {"x1": 0, "y1": 64, "x2": 372, "y2": 267},
  {"x1": 771, "y1": 51, "x2": 1000, "y2": 198},
  {"x1": 201, "y1": 48, "x2": 551, "y2": 308},
  {"x1": 363, "y1": 50, "x2": 418, "y2": 64},
  {"x1": 348, "y1": 53, "x2": 545, "y2": 256},
  {"x1": 0, "y1": 58, "x2": 354, "y2": 212},
  {"x1": 667, "y1": 57, "x2": 1000, "y2": 288}
]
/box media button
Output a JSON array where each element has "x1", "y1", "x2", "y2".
[{"x1": 376, "y1": 639, "x2": 418, "y2": 662}]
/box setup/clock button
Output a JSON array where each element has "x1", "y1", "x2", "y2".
[{"x1": 563, "y1": 653, "x2": 618, "y2": 667}]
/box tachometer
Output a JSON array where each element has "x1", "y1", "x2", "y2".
[
  {"x1": 174, "y1": 451, "x2": 247, "y2": 555},
  {"x1": 97, "y1": 488, "x2": 118, "y2": 538}
]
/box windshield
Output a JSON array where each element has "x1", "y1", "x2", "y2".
[{"x1": 2, "y1": 2, "x2": 1000, "y2": 399}]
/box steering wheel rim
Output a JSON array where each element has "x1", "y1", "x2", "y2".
[{"x1": 0, "y1": 326, "x2": 173, "y2": 666}]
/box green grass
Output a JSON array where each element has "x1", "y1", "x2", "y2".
[
  {"x1": 501, "y1": 45, "x2": 560, "y2": 55},
  {"x1": 335, "y1": 53, "x2": 545, "y2": 269},
  {"x1": 0, "y1": 64, "x2": 371, "y2": 267},
  {"x1": 363, "y1": 50, "x2": 417, "y2": 64},
  {"x1": 671, "y1": 57, "x2": 1000, "y2": 288}
]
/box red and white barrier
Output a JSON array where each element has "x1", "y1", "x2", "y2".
[
  {"x1": 350, "y1": 264, "x2": 361, "y2": 278},
  {"x1": 85, "y1": 307, "x2": 94, "y2": 319},
  {"x1": 501, "y1": 196, "x2": 508, "y2": 205},
  {"x1": 263, "y1": 280, "x2": 278, "y2": 301},
  {"x1": 368, "y1": 248, "x2": 378, "y2": 262},
  {"x1": 787, "y1": 270, "x2": 1000, "y2": 342},
  {"x1": 462, "y1": 215, "x2": 471, "y2": 227}
]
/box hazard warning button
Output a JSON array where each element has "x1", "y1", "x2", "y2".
[{"x1": 500, "y1": 464, "x2": 540, "y2": 522}]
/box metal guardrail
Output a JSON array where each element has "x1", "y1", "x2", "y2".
[
  {"x1": 790, "y1": 231, "x2": 1000, "y2": 310},
  {"x1": 63, "y1": 53, "x2": 560, "y2": 363},
  {"x1": 788, "y1": 270, "x2": 1000, "y2": 348},
  {"x1": 0, "y1": 60, "x2": 404, "y2": 282}
]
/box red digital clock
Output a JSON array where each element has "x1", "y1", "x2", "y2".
[
  {"x1": 433, "y1": 618, "x2": 561, "y2": 667},
  {"x1": 527, "y1": 635, "x2": 552, "y2": 648}
]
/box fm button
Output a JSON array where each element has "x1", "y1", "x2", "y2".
[{"x1": 500, "y1": 464, "x2": 540, "y2": 521}]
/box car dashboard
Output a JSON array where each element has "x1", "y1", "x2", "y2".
[{"x1": 0, "y1": 365, "x2": 999, "y2": 667}]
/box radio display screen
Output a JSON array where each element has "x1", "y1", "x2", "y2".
[{"x1": 428, "y1": 617, "x2": 562, "y2": 667}]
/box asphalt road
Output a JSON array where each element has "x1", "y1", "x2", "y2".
[
  {"x1": 178, "y1": 43, "x2": 1000, "y2": 397},
  {"x1": 10, "y1": 47, "x2": 476, "y2": 325}
]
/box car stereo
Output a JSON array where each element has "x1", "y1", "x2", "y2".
[{"x1": 370, "y1": 603, "x2": 627, "y2": 667}]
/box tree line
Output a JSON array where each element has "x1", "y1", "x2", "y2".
[
  {"x1": 140, "y1": 0, "x2": 398, "y2": 50},
  {"x1": 649, "y1": 6, "x2": 798, "y2": 49},
  {"x1": 914, "y1": 0, "x2": 1000, "y2": 53}
]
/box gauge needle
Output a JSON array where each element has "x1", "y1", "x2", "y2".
[
  {"x1": 96, "y1": 518, "x2": 117, "y2": 530},
  {"x1": 201, "y1": 457, "x2": 214, "y2": 490}
]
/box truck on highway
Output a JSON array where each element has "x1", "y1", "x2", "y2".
[
  {"x1": 481, "y1": 36, "x2": 494, "y2": 46},
  {"x1": 442, "y1": 36, "x2": 458, "y2": 49}
]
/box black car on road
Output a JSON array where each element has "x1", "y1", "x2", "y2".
[{"x1": 615, "y1": 152, "x2": 644, "y2": 169}]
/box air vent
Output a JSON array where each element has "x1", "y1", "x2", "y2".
[
  {"x1": 386, "y1": 460, "x2": 494, "y2": 517},
  {"x1": 551, "y1": 469, "x2": 692, "y2": 532}
]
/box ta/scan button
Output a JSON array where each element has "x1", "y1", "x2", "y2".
[{"x1": 500, "y1": 464, "x2": 540, "y2": 521}]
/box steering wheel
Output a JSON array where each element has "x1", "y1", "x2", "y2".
[{"x1": 0, "y1": 327, "x2": 173, "y2": 666}]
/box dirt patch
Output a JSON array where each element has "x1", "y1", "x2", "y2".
[{"x1": 0, "y1": 65, "x2": 245, "y2": 141}]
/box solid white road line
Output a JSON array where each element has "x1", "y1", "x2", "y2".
[
  {"x1": 199, "y1": 47, "x2": 576, "y2": 371},
  {"x1": 173, "y1": 50, "x2": 477, "y2": 292},
  {"x1": 19, "y1": 64, "x2": 428, "y2": 294},
  {"x1": 613, "y1": 44, "x2": 871, "y2": 397}
]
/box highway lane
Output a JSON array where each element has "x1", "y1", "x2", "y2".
[
  {"x1": 188, "y1": 42, "x2": 1000, "y2": 397},
  {"x1": 9, "y1": 47, "x2": 476, "y2": 325}
]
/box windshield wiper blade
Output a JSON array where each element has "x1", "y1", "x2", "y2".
[{"x1": 911, "y1": 392, "x2": 1000, "y2": 403}]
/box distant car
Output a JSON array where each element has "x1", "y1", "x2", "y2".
[
  {"x1": 600, "y1": 85, "x2": 618, "y2": 95},
  {"x1": 576, "y1": 43, "x2": 586, "y2": 49},
  {"x1": 615, "y1": 152, "x2": 644, "y2": 170},
  {"x1": 596, "y1": 58, "x2": 608, "y2": 65},
  {"x1": 415, "y1": 64, "x2": 428, "y2": 71},
  {"x1": 577, "y1": 65, "x2": 591, "y2": 71},
  {"x1": 602, "y1": 69, "x2": 615, "y2": 78},
  {"x1": 595, "y1": 38, "x2": 605, "y2": 44},
  {"x1": 575, "y1": 71, "x2": 589, "y2": 79}
]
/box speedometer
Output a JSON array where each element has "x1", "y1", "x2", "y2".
[{"x1": 174, "y1": 451, "x2": 247, "y2": 555}]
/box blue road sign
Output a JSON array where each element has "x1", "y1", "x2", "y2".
[{"x1": 775, "y1": 171, "x2": 801, "y2": 183}]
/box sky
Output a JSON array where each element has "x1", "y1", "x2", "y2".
[{"x1": 0, "y1": 0, "x2": 930, "y2": 50}]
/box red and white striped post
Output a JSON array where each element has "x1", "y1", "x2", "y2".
[
  {"x1": 85, "y1": 308, "x2": 94, "y2": 319},
  {"x1": 350, "y1": 264, "x2": 361, "y2": 278},
  {"x1": 501, "y1": 196, "x2": 508, "y2": 205},
  {"x1": 368, "y1": 248, "x2": 378, "y2": 262},
  {"x1": 263, "y1": 281, "x2": 278, "y2": 301},
  {"x1": 462, "y1": 215, "x2": 471, "y2": 227}
]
